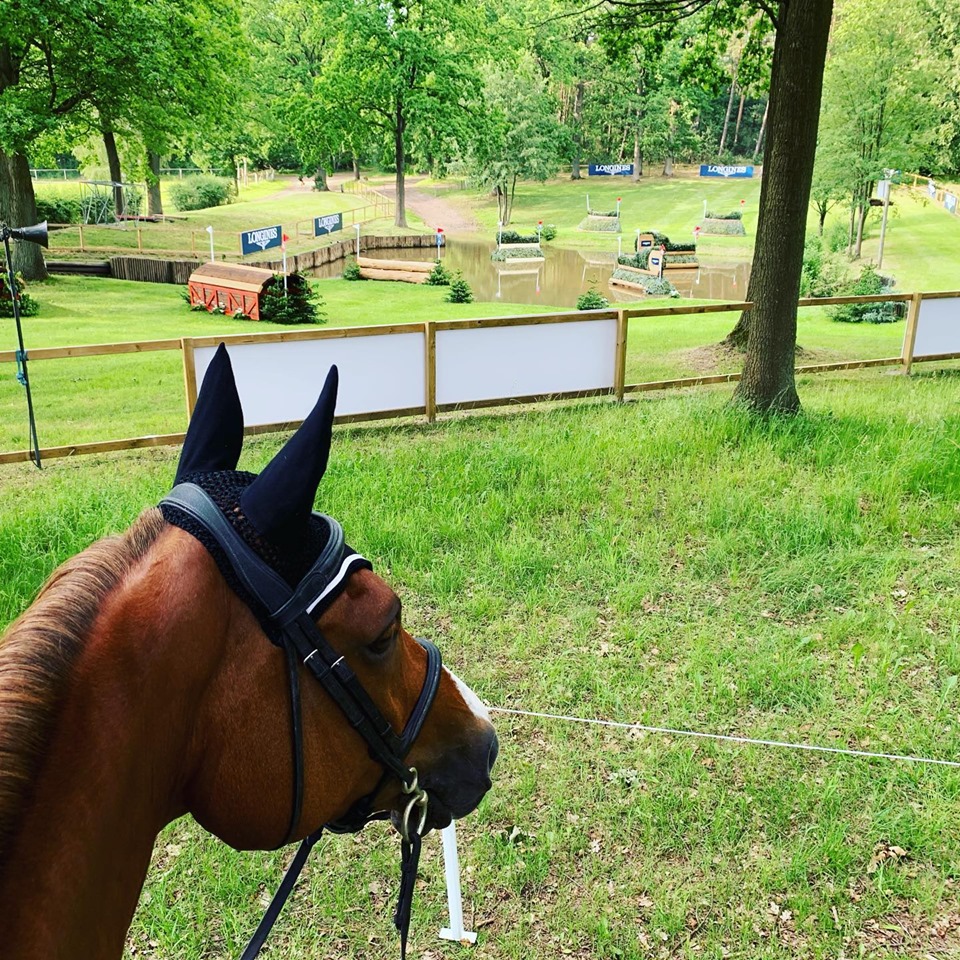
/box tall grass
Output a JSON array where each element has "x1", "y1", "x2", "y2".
[{"x1": 2, "y1": 370, "x2": 959, "y2": 958}]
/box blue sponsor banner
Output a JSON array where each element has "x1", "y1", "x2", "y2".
[
  {"x1": 314, "y1": 212, "x2": 343, "y2": 237},
  {"x1": 700, "y1": 164, "x2": 754, "y2": 178},
  {"x1": 588, "y1": 163, "x2": 634, "y2": 176},
  {"x1": 946, "y1": 193, "x2": 958, "y2": 214},
  {"x1": 241, "y1": 224, "x2": 282, "y2": 255}
]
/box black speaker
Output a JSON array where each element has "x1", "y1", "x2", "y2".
[{"x1": 9, "y1": 221, "x2": 49, "y2": 248}]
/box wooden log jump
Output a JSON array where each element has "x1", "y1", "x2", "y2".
[{"x1": 357, "y1": 255, "x2": 435, "y2": 283}]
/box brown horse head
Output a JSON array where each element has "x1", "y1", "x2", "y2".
[
  {"x1": 0, "y1": 344, "x2": 496, "y2": 957},
  {"x1": 164, "y1": 345, "x2": 498, "y2": 848}
]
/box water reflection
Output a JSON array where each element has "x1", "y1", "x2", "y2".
[{"x1": 308, "y1": 237, "x2": 750, "y2": 307}]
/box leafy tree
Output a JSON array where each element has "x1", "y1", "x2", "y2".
[
  {"x1": 596, "y1": 0, "x2": 832, "y2": 413},
  {"x1": 467, "y1": 58, "x2": 563, "y2": 225},
  {"x1": 817, "y1": 0, "x2": 941, "y2": 257},
  {"x1": 315, "y1": 0, "x2": 482, "y2": 226}
]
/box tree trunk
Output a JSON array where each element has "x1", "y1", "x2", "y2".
[
  {"x1": 314, "y1": 166, "x2": 328, "y2": 191},
  {"x1": 729, "y1": 0, "x2": 834, "y2": 414},
  {"x1": 0, "y1": 149, "x2": 47, "y2": 280},
  {"x1": 817, "y1": 201, "x2": 827, "y2": 235},
  {"x1": 352, "y1": 156, "x2": 360, "y2": 179},
  {"x1": 663, "y1": 155, "x2": 673, "y2": 177},
  {"x1": 853, "y1": 199, "x2": 868, "y2": 258},
  {"x1": 102, "y1": 122, "x2": 124, "y2": 218},
  {"x1": 394, "y1": 99, "x2": 407, "y2": 228},
  {"x1": 146, "y1": 150, "x2": 163, "y2": 217},
  {"x1": 571, "y1": 81, "x2": 584, "y2": 180},
  {"x1": 719, "y1": 80, "x2": 738, "y2": 154},
  {"x1": 733, "y1": 90, "x2": 746, "y2": 151},
  {"x1": 632, "y1": 132, "x2": 641, "y2": 182},
  {"x1": 753, "y1": 100, "x2": 768, "y2": 160}
]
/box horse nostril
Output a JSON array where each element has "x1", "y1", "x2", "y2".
[{"x1": 487, "y1": 732, "x2": 499, "y2": 774}]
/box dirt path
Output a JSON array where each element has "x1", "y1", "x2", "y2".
[{"x1": 331, "y1": 174, "x2": 480, "y2": 234}]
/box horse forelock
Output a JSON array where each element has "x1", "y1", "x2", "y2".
[{"x1": 0, "y1": 507, "x2": 167, "y2": 862}]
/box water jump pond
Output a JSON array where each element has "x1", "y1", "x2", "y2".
[{"x1": 308, "y1": 238, "x2": 751, "y2": 307}]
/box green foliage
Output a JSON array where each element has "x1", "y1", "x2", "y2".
[
  {"x1": 445, "y1": 272, "x2": 473, "y2": 303},
  {"x1": 168, "y1": 176, "x2": 235, "y2": 212},
  {"x1": 800, "y1": 235, "x2": 848, "y2": 297},
  {"x1": 34, "y1": 194, "x2": 82, "y2": 224},
  {"x1": 342, "y1": 259, "x2": 363, "y2": 281},
  {"x1": 541, "y1": 223, "x2": 557, "y2": 241},
  {"x1": 491, "y1": 248, "x2": 545, "y2": 261},
  {"x1": 699, "y1": 217, "x2": 747, "y2": 236},
  {"x1": 830, "y1": 266, "x2": 902, "y2": 324},
  {"x1": 498, "y1": 231, "x2": 540, "y2": 244},
  {"x1": 611, "y1": 269, "x2": 678, "y2": 297},
  {"x1": 665, "y1": 253, "x2": 698, "y2": 264},
  {"x1": 704, "y1": 210, "x2": 743, "y2": 220},
  {"x1": 619, "y1": 251, "x2": 651, "y2": 269},
  {"x1": 0, "y1": 272, "x2": 40, "y2": 317},
  {"x1": 258, "y1": 272, "x2": 325, "y2": 325},
  {"x1": 424, "y1": 260, "x2": 452, "y2": 286},
  {"x1": 578, "y1": 215, "x2": 621, "y2": 232},
  {"x1": 576, "y1": 287, "x2": 610, "y2": 309}
]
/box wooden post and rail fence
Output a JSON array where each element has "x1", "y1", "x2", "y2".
[{"x1": 0, "y1": 290, "x2": 957, "y2": 466}]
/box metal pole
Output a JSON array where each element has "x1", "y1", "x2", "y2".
[
  {"x1": 2, "y1": 233, "x2": 42, "y2": 468},
  {"x1": 877, "y1": 183, "x2": 891, "y2": 269},
  {"x1": 355, "y1": 223, "x2": 361, "y2": 256}
]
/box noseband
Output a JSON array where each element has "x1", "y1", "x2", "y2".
[{"x1": 161, "y1": 483, "x2": 442, "y2": 959}]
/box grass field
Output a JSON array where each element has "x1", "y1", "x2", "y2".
[
  {"x1": 1, "y1": 370, "x2": 959, "y2": 959},
  {"x1": 35, "y1": 177, "x2": 426, "y2": 259}
]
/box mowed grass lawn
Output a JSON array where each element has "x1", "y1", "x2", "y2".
[
  {"x1": 36, "y1": 176, "x2": 427, "y2": 259},
  {"x1": 1, "y1": 373, "x2": 959, "y2": 959}
]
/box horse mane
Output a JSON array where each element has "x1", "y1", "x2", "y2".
[{"x1": 0, "y1": 507, "x2": 167, "y2": 860}]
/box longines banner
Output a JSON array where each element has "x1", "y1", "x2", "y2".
[
  {"x1": 700, "y1": 164, "x2": 755, "y2": 178},
  {"x1": 240, "y1": 224, "x2": 282, "y2": 255},
  {"x1": 314, "y1": 213, "x2": 343, "y2": 236},
  {"x1": 588, "y1": 163, "x2": 634, "y2": 176}
]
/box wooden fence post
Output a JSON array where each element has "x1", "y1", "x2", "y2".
[
  {"x1": 614, "y1": 309, "x2": 628, "y2": 401},
  {"x1": 425, "y1": 321, "x2": 437, "y2": 423},
  {"x1": 181, "y1": 338, "x2": 198, "y2": 422},
  {"x1": 78, "y1": 223, "x2": 84, "y2": 253},
  {"x1": 901, "y1": 292, "x2": 923, "y2": 375}
]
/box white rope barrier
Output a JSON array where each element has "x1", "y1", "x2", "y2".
[{"x1": 488, "y1": 705, "x2": 960, "y2": 768}]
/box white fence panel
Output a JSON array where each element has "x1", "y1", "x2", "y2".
[
  {"x1": 912, "y1": 296, "x2": 960, "y2": 358},
  {"x1": 435, "y1": 318, "x2": 617, "y2": 406},
  {"x1": 194, "y1": 331, "x2": 426, "y2": 426}
]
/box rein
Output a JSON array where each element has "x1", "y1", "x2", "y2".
[{"x1": 161, "y1": 483, "x2": 442, "y2": 960}]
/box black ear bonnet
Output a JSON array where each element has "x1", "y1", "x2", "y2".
[{"x1": 160, "y1": 346, "x2": 371, "y2": 639}]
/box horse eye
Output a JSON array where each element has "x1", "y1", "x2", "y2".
[{"x1": 367, "y1": 630, "x2": 395, "y2": 657}]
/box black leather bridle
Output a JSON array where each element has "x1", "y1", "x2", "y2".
[{"x1": 161, "y1": 483, "x2": 443, "y2": 960}]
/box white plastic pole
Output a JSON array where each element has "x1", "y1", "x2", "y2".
[
  {"x1": 439, "y1": 822, "x2": 476, "y2": 944},
  {"x1": 877, "y1": 181, "x2": 891, "y2": 268},
  {"x1": 618, "y1": 235, "x2": 622, "y2": 257},
  {"x1": 282, "y1": 243, "x2": 288, "y2": 295},
  {"x1": 206, "y1": 225, "x2": 214, "y2": 263}
]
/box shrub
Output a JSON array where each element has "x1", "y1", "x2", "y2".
[
  {"x1": 35, "y1": 194, "x2": 82, "y2": 224},
  {"x1": 445, "y1": 272, "x2": 473, "y2": 303},
  {"x1": 610, "y1": 269, "x2": 678, "y2": 297},
  {"x1": 665, "y1": 254, "x2": 698, "y2": 265},
  {"x1": 825, "y1": 221, "x2": 849, "y2": 253},
  {"x1": 618, "y1": 251, "x2": 651, "y2": 269},
  {"x1": 704, "y1": 210, "x2": 743, "y2": 220},
  {"x1": 491, "y1": 247, "x2": 545, "y2": 261},
  {"x1": 342, "y1": 259, "x2": 363, "y2": 280},
  {"x1": 801, "y1": 236, "x2": 846, "y2": 298},
  {"x1": 168, "y1": 175, "x2": 235, "y2": 212},
  {"x1": 498, "y1": 231, "x2": 540, "y2": 244},
  {"x1": 578, "y1": 215, "x2": 621, "y2": 232},
  {"x1": 577, "y1": 288, "x2": 610, "y2": 310},
  {"x1": 541, "y1": 223, "x2": 557, "y2": 241},
  {"x1": 0, "y1": 272, "x2": 39, "y2": 317},
  {"x1": 830, "y1": 266, "x2": 901, "y2": 324},
  {"x1": 424, "y1": 260, "x2": 452, "y2": 285},
  {"x1": 698, "y1": 218, "x2": 746, "y2": 236},
  {"x1": 259, "y1": 272, "x2": 325, "y2": 325}
]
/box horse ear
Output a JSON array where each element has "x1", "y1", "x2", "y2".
[
  {"x1": 240, "y1": 365, "x2": 338, "y2": 544},
  {"x1": 174, "y1": 343, "x2": 244, "y2": 483}
]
